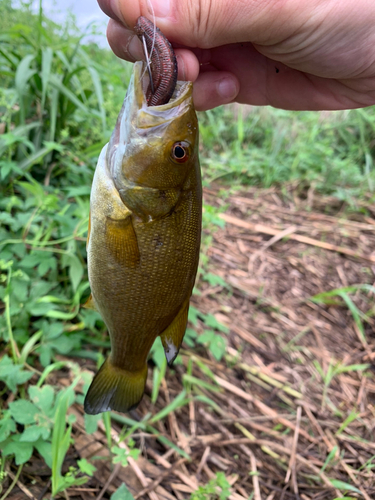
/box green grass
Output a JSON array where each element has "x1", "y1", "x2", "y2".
[
  {"x1": 1, "y1": 1, "x2": 375, "y2": 498},
  {"x1": 199, "y1": 106, "x2": 375, "y2": 200}
]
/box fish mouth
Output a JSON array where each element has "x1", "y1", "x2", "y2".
[
  {"x1": 107, "y1": 61, "x2": 195, "y2": 181},
  {"x1": 131, "y1": 61, "x2": 193, "y2": 128}
]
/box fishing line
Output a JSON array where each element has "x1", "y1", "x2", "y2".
[
  {"x1": 141, "y1": 34, "x2": 155, "y2": 94},
  {"x1": 147, "y1": 0, "x2": 157, "y2": 67},
  {"x1": 138, "y1": 0, "x2": 157, "y2": 93}
]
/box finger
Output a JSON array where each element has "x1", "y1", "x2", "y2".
[
  {"x1": 207, "y1": 44, "x2": 375, "y2": 110},
  {"x1": 174, "y1": 49, "x2": 200, "y2": 82},
  {"x1": 106, "y1": 19, "x2": 200, "y2": 81},
  {"x1": 104, "y1": 0, "x2": 311, "y2": 48},
  {"x1": 97, "y1": 0, "x2": 130, "y2": 26},
  {"x1": 193, "y1": 72, "x2": 240, "y2": 111},
  {"x1": 107, "y1": 19, "x2": 144, "y2": 62}
]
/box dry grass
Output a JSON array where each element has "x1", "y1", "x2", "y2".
[{"x1": 5, "y1": 185, "x2": 375, "y2": 500}]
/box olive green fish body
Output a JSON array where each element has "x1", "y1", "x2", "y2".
[{"x1": 84, "y1": 62, "x2": 201, "y2": 414}]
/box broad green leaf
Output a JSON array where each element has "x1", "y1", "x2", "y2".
[
  {"x1": 9, "y1": 400, "x2": 38, "y2": 424},
  {"x1": 0, "y1": 356, "x2": 33, "y2": 392},
  {"x1": 1, "y1": 161, "x2": 15, "y2": 180},
  {"x1": 198, "y1": 330, "x2": 215, "y2": 344},
  {"x1": 84, "y1": 413, "x2": 101, "y2": 435},
  {"x1": 20, "y1": 424, "x2": 45, "y2": 442},
  {"x1": 202, "y1": 272, "x2": 229, "y2": 288},
  {"x1": 37, "y1": 257, "x2": 57, "y2": 276},
  {"x1": 39, "y1": 344, "x2": 52, "y2": 367},
  {"x1": 29, "y1": 384, "x2": 55, "y2": 412},
  {"x1": 111, "y1": 446, "x2": 140, "y2": 467},
  {"x1": 188, "y1": 306, "x2": 199, "y2": 326},
  {"x1": 29, "y1": 280, "x2": 55, "y2": 299},
  {"x1": 68, "y1": 254, "x2": 83, "y2": 291},
  {"x1": 111, "y1": 483, "x2": 135, "y2": 500},
  {"x1": 20, "y1": 253, "x2": 45, "y2": 268},
  {"x1": 35, "y1": 439, "x2": 52, "y2": 468},
  {"x1": 49, "y1": 334, "x2": 78, "y2": 355},
  {"x1": 204, "y1": 314, "x2": 229, "y2": 333},
  {"x1": 42, "y1": 321, "x2": 64, "y2": 340},
  {"x1": 0, "y1": 411, "x2": 16, "y2": 442},
  {"x1": 3, "y1": 438, "x2": 33, "y2": 465},
  {"x1": 209, "y1": 334, "x2": 227, "y2": 361},
  {"x1": 26, "y1": 300, "x2": 56, "y2": 316},
  {"x1": 184, "y1": 328, "x2": 198, "y2": 347},
  {"x1": 11, "y1": 276, "x2": 29, "y2": 302}
]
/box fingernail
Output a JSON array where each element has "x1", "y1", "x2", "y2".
[
  {"x1": 176, "y1": 55, "x2": 186, "y2": 80},
  {"x1": 217, "y1": 77, "x2": 238, "y2": 101},
  {"x1": 126, "y1": 35, "x2": 144, "y2": 61},
  {"x1": 109, "y1": 0, "x2": 128, "y2": 26},
  {"x1": 148, "y1": 0, "x2": 171, "y2": 18}
]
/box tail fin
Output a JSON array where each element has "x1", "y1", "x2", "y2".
[{"x1": 84, "y1": 358, "x2": 148, "y2": 415}]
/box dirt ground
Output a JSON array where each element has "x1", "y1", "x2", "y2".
[{"x1": 9, "y1": 185, "x2": 375, "y2": 500}]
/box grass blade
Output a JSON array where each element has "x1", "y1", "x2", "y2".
[
  {"x1": 149, "y1": 390, "x2": 189, "y2": 424},
  {"x1": 41, "y1": 47, "x2": 53, "y2": 110},
  {"x1": 88, "y1": 65, "x2": 106, "y2": 131}
]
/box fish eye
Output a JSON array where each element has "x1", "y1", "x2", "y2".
[{"x1": 171, "y1": 142, "x2": 189, "y2": 163}]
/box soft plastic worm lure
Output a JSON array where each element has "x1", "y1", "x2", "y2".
[{"x1": 134, "y1": 16, "x2": 178, "y2": 106}]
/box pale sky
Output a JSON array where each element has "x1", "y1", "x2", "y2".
[{"x1": 29, "y1": 0, "x2": 110, "y2": 46}]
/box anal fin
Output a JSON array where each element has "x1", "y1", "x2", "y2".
[{"x1": 160, "y1": 298, "x2": 190, "y2": 366}]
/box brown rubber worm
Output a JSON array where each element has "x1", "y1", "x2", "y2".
[{"x1": 134, "y1": 16, "x2": 178, "y2": 106}]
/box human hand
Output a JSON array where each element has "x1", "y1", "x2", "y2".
[{"x1": 97, "y1": 0, "x2": 375, "y2": 111}]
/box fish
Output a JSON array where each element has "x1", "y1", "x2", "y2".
[{"x1": 83, "y1": 18, "x2": 202, "y2": 415}]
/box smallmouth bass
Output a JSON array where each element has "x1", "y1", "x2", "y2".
[{"x1": 84, "y1": 26, "x2": 201, "y2": 414}]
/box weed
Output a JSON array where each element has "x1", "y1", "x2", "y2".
[
  {"x1": 111, "y1": 483, "x2": 135, "y2": 500},
  {"x1": 313, "y1": 359, "x2": 370, "y2": 408},
  {"x1": 199, "y1": 106, "x2": 375, "y2": 199},
  {"x1": 187, "y1": 306, "x2": 229, "y2": 361},
  {"x1": 310, "y1": 284, "x2": 375, "y2": 345},
  {"x1": 190, "y1": 472, "x2": 231, "y2": 500}
]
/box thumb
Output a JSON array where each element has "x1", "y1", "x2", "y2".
[{"x1": 100, "y1": 0, "x2": 300, "y2": 48}]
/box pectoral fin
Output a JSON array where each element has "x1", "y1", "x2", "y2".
[
  {"x1": 160, "y1": 299, "x2": 190, "y2": 366},
  {"x1": 105, "y1": 216, "x2": 140, "y2": 268}
]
